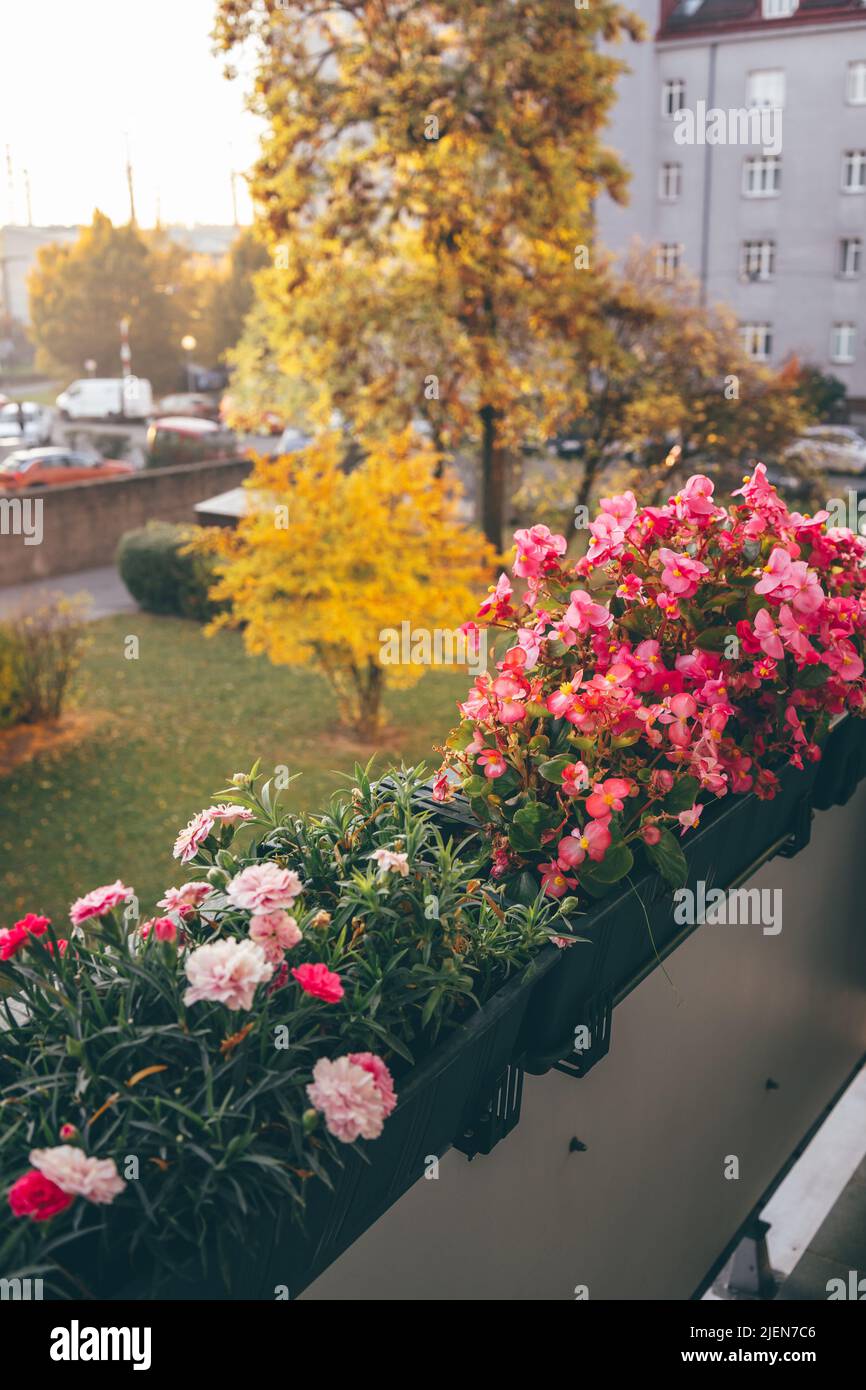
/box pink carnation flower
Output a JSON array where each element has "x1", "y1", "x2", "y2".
[
  {"x1": 173, "y1": 805, "x2": 253, "y2": 863},
  {"x1": 306, "y1": 1054, "x2": 396, "y2": 1143},
  {"x1": 249, "y1": 911, "x2": 302, "y2": 963},
  {"x1": 157, "y1": 882, "x2": 211, "y2": 916},
  {"x1": 30, "y1": 1146, "x2": 125, "y2": 1205},
  {"x1": 69, "y1": 881, "x2": 132, "y2": 927},
  {"x1": 292, "y1": 962, "x2": 344, "y2": 1003},
  {"x1": 370, "y1": 848, "x2": 410, "y2": 877},
  {"x1": 226, "y1": 863, "x2": 303, "y2": 914},
  {"x1": 184, "y1": 938, "x2": 274, "y2": 1011}
]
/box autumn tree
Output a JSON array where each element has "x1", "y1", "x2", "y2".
[
  {"x1": 214, "y1": 0, "x2": 643, "y2": 546},
  {"x1": 195, "y1": 227, "x2": 271, "y2": 368},
  {"x1": 28, "y1": 212, "x2": 199, "y2": 391},
  {"x1": 197, "y1": 430, "x2": 497, "y2": 737},
  {"x1": 563, "y1": 248, "x2": 812, "y2": 512}
]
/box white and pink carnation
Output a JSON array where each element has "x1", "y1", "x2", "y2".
[
  {"x1": 69, "y1": 880, "x2": 133, "y2": 927},
  {"x1": 183, "y1": 937, "x2": 274, "y2": 1011},
  {"x1": 226, "y1": 863, "x2": 303, "y2": 913},
  {"x1": 157, "y1": 881, "x2": 211, "y2": 916},
  {"x1": 370, "y1": 848, "x2": 410, "y2": 877},
  {"x1": 306, "y1": 1053, "x2": 397, "y2": 1144},
  {"x1": 249, "y1": 911, "x2": 302, "y2": 963},
  {"x1": 173, "y1": 804, "x2": 253, "y2": 863},
  {"x1": 30, "y1": 1146, "x2": 125, "y2": 1205}
]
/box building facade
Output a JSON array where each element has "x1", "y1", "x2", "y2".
[{"x1": 598, "y1": 0, "x2": 866, "y2": 409}]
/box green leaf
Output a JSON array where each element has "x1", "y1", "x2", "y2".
[
  {"x1": 664, "y1": 776, "x2": 700, "y2": 814},
  {"x1": 645, "y1": 829, "x2": 688, "y2": 889},
  {"x1": 462, "y1": 775, "x2": 488, "y2": 799},
  {"x1": 584, "y1": 842, "x2": 633, "y2": 885},
  {"x1": 796, "y1": 663, "x2": 830, "y2": 688},
  {"x1": 538, "y1": 755, "x2": 573, "y2": 784},
  {"x1": 695, "y1": 626, "x2": 733, "y2": 653},
  {"x1": 507, "y1": 802, "x2": 560, "y2": 853}
]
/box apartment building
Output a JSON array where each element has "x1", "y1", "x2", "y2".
[{"x1": 599, "y1": 0, "x2": 866, "y2": 410}]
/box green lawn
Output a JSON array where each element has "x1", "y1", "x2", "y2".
[{"x1": 0, "y1": 615, "x2": 469, "y2": 926}]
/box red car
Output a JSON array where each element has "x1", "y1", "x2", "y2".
[{"x1": 0, "y1": 447, "x2": 134, "y2": 488}]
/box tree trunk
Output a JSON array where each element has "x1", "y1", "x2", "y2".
[
  {"x1": 575, "y1": 449, "x2": 601, "y2": 514},
  {"x1": 354, "y1": 661, "x2": 384, "y2": 741},
  {"x1": 480, "y1": 404, "x2": 505, "y2": 549}
]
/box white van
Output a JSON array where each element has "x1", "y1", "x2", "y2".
[{"x1": 56, "y1": 377, "x2": 154, "y2": 422}]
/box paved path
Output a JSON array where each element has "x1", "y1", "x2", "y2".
[{"x1": 0, "y1": 565, "x2": 137, "y2": 620}]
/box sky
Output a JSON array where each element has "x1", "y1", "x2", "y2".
[{"x1": 0, "y1": 0, "x2": 263, "y2": 228}]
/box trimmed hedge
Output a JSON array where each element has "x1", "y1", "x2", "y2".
[{"x1": 117, "y1": 522, "x2": 220, "y2": 621}]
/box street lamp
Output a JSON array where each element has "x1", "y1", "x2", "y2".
[{"x1": 181, "y1": 335, "x2": 197, "y2": 393}]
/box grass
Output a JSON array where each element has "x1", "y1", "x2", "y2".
[{"x1": 0, "y1": 614, "x2": 470, "y2": 926}]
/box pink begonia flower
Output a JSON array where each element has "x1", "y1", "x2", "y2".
[
  {"x1": 184, "y1": 938, "x2": 274, "y2": 1011},
  {"x1": 173, "y1": 804, "x2": 253, "y2": 863},
  {"x1": 658, "y1": 548, "x2": 709, "y2": 598},
  {"x1": 561, "y1": 761, "x2": 590, "y2": 796},
  {"x1": 585, "y1": 778, "x2": 633, "y2": 819},
  {"x1": 478, "y1": 749, "x2": 508, "y2": 778},
  {"x1": 432, "y1": 770, "x2": 455, "y2": 803},
  {"x1": 677, "y1": 806, "x2": 703, "y2": 835},
  {"x1": 616, "y1": 572, "x2": 646, "y2": 602},
  {"x1": 157, "y1": 882, "x2": 211, "y2": 917},
  {"x1": 249, "y1": 911, "x2": 302, "y2": 963},
  {"x1": 547, "y1": 677, "x2": 582, "y2": 719},
  {"x1": 539, "y1": 862, "x2": 578, "y2": 899},
  {"x1": 512, "y1": 525, "x2": 567, "y2": 579},
  {"x1": 516, "y1": 629, "x2": 543, "y2": 670},
  {"x1": 226, "y1": 863, "x2": 303, "y2": 914},
  {"x1": 370, "y1": 848, "x2": 410, "y2": 877},
  {"x1": 826, "y1": 640, "x2": 864, "y2": 681},
  {"x1": 459, "y1": 620, "x2": 482, "y2": 655},
  {"x1": 30, "y1": 1146, "x2": 125, "y2": 1205},
  {"x1": 587, "y1": 511, "x2": 629, "y2": 564},
  {"x1": 549, "y1": 620, "x2": 577, "y2": 647},
  {"x1": 753, "y1": 608, "x2": 784, "y2": 660},
  {"x1": 556, "y1": 821, "x2": 611, "y2": 868},
  {"x1": 306, "y1": 1054, "x2": 396, "y2": 1143},
  {"x1": 671, "y1": 474, "x2": 720, "y2": 523},
  {"x1": 656, "y1": 590, "x2": 680, "y2": 619},
  {"x1": 564, "y1": 589, "x2": 612, "y2": 634},
  {"x1": 778, "y1": 605, "x2": 814, "y2": 661},
  {"x1": 69, "y1": 881, "x2": 132, "y2": 927},
  {"x1": 641, "y1": 823, "x2": 662, "y2": 846},
  {"x1": 292, "y1": 962, "x2": 344, "y2": 1003},
  {"x1": 477, "y1": 572, "x2": 514, "y2": 620},
  {"x1": 598, "y1": 490, "x2": 638, "y2": 529}
]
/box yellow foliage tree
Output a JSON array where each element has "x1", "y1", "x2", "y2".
[{"x1": 198, "y1": 432, "x2": 498, "y2": 737}]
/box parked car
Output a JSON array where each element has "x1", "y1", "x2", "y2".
[
  {"x1": 157, "y1": 392, "x2": 221, "y2": 421},
  {"x1": 56, "y1": 377, "x2": 154, "y2": 422},
  {"x1": 145, "y1": 416, "x2": 237, "y2": 468},
  {"x1": 0, "y1": 447, "x2": 134, "y2": 488},
  {"x1": 0, "y1": 400, "x2": 55, "y2": 453},
  {"x1": 785, "y1": 426, "x2": 866, "y2": 476}
]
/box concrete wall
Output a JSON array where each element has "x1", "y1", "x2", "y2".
[{"x1": 0, "y1": 456, "x2": 251, "y2": 586}]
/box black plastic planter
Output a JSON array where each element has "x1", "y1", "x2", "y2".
[{"x1": 812, "y1": 713, "x2": 866, "y2": 811}]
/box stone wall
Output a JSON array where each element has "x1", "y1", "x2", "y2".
[{"x1": 0, "y1": 457, "x2": 251, "y2": 586}]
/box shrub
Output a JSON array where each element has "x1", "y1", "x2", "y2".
[
  {"x1": 0, "y1": 765, "x2": 567, "y2": 1297},
  {"x1": 0, "y1": 597, "x2": 88, "y2": 726},
  {"x1": 117, "y1": 522, "x2": 220, "y2": 621}
]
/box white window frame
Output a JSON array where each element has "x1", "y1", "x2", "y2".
[
  {"x1": 741, "y1": 323, "x2": 773, "y2": 361},
  {"x1": 831, "y1": 323, "x2": 857, "y2": 364},
  {"x1": 746, "y1": 69, "x2": 786, "y2": 109},
  {"x1": 656, "y1": 243, "x2": 683, "y2": 281},
  {"x1": 761, "y1": 0, "x2": 798, "y2": 17},
  {"x1": 840, "y1": 238, "x2": 863, "y2": 278},
  {"x1": 662, "y1": 79, "x2": 686, "y2": 118},
  {"x1": 658, "y1": 162, "x2": 682, "y2": 201},
  {"x1": 743, "y1": 155, "x2": 781, "y2": 197},
  {"x1": 741, "y1": 240, "x2": 776, "y2": 282},
  {"x1": 847, "y1": 61, "x2": 866, "y2": 105},
  {"x1": 842, "y1": 151, "x2": 866, "y2": 193}
]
